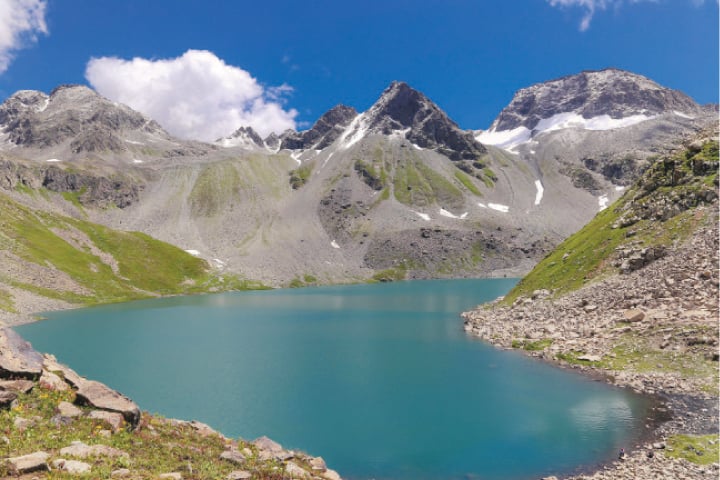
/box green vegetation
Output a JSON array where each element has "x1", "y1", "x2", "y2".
[
  {"x1": 289, "y1": 162, "x2": 314, "y2": 189},
  {"x1": 288, "y1": 274, "x2": 319, "y2": 288},
  {"x1": 354, "y1": 159, "x2": 387, "y2": 191},
  {"x1": 504, "y1": 140, "x2": 719, "y2": 303},
  {"x1": 370, "y1": 266, "x2": 407, "y2": 283},
  {"x1": 454, "y1": 171, "x2": 482, "y2": 196},
  {"x1": 0, "y1": 288, "x2": 16, "y2": 313},
  {"x1": 516, "y1": 338, "x2": 553, "y2": 351},
  {"x1": 0, "y1": 385, "x2": 315, "y2": 479},
  {"x1": 0, "y1": 192, "x2": 266, "y2": 307},
  {"x1": 189, "y1": 162, "x2": 241, "y2": 216},
  {"x1": 480, "y1": 167, "x2": 497, "y2": 188},
  {"x1": 393, "y1": 157, "x2": 464, "y2": 208},
  {"x1": 665, "y1": 435, "x2": 720, "y2": 465}
]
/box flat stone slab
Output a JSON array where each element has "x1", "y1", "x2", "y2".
[
  {"x1": 75, "y1": 379, "x2": 140, "y2": 427},
  {"x1": 285, "y1": 461, "x2": 310, "y2": 478},
  {"x1": 59, "y1": 440, "x2": 129, "y2": 459},
  {"x1": 227, "y1": 471, "x2": 252, "y2": 480},
  {"x1": 219, "y1": 449, "x2": 246, "y2": 465},
  {"x1": 57, "y1": 401, "x2": 83, "y2": 417},
  {"x1": 6, "y1": 451, "x2": 49, "y2": 474},
  {"x1": 52, "y1": 459, "x2": 92, "y2": 474},
  {"x1": 43, "y1": 354, "x2": 84, "y2": 387},
  {"x1": 0, "y1": 328, "x2": 43, "y2": 380},
  {"x1": 0, "y1": 378, "x2": 35, "y2": 393}
]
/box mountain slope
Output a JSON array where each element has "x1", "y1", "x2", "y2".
[{"x1": 0, "y1": 70, "x2": 715, "y2": 289}]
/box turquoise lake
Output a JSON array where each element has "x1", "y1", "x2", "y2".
[{"x1": 16, "y1": 279, "x2": 650, "y2": 480}]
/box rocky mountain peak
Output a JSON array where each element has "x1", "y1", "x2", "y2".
[
  {"x1": 280, "y1": 104, "x2": 357, "y2": 150},
  {"x1": 491, "y1": 68, "x2": 701, "y2": 132},
  {"x1": 0, "y1": 85, "x2": 167, "y2": 152},
  {"x1": 355, "y1": 81, "x2": 486, "y2": 161},
  {"x1": 217, "y1": 126, "x2": 266, "y2": 149}
]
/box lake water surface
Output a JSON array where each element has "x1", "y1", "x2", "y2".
[{"x1": 16, "y1": 279, "x2": 649, "y2": 480}]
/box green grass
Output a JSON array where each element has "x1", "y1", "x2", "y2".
[
  {"x1": 665, "y1": 435, "x2": 720, "y2": 465},
  {"x1": 288, "y1": 274, "x2": 319, "y2": 288},
  {"x1": 454, "y1": 171, "x2": 482, "y2": 196},
  {"x1": 370, "y1": 266, "x2": 407, "y2": 283},
  {"x1": 189, "y1": 162, "x2": 241, "y2": 216},
  {"x1": 393, "y1": 157, "x2": 463, "y2": 208},
  {"x1": 504, "y1": 140, "x2": 718, "y2": 303},
  {"x1": 0, "y1": 191, "x2": 265, "y2": 307},
  {"x1": 0, "y1": 288, "x2": 16, "y2": 313},
  {"x1": 289, "y1": 162, "x2": 314, "y2": 189},
  {"x1": 0, "y1": 385, "x2": 315, "y2": 479}
]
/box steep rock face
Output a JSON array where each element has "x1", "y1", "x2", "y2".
[
  {"x1": 491, "y1": 68, "x2": 701, "y2": 132},
  {"x1": 280, "y1": 105, "x2": 357, "y2": 150},
  {"x1": 356, "y1": 82, "x2": 486, "y2": 161},
  {"x1": 0, "y1": 85, "x2": 167, "y2": 152}
]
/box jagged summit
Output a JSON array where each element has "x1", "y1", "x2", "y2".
[
  {"x1": 341, "y1": 81, "x2": 486, "y2": 161},
  {"x1": 0, "y1": 85, "x2": 167, "y2": 152},
  {"x1": 280, "y1": 104, "x2": 357, "y2": 150},
  {"x1": 491, "y1": 68, "x2": 701, "y2": 133},
  {"x1": 217, "y1": 126, "x2": 266, "y2": 149}
]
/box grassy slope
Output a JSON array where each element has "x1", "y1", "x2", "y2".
[
  {"x1": 505, "y1": 139, "x2": 719, "y2": 303},
  {"x1": 0, "y1": 191, "x2": 265, "y2": 312}
]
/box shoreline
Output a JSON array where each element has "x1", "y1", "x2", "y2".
[{"x1": 4, "y1": 264, "x2": 717, "y2": 479}]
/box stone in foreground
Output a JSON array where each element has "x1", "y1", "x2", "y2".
[
  {"x1": 6, "y1": 451, "x2": 49, "y2": 474},
  {"x1": 52, "y1": 458, "x2": 92, "y2": 474},
  {"x1": 0, "y1": 328, "x2": 44, "y2": 379},
  {"x1": 74, "y1": 379, "x2": 141, "y2": 427}
]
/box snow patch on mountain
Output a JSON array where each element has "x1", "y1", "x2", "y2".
[{"x1": 534, "y1": 180, "x2": 544, "y2": 206}]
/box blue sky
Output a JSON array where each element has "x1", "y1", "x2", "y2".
[{"x1": 0, "y1": 0, "x2": 717, "y2": 140}]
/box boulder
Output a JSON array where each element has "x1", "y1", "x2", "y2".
[
  {"x1": 310, "y1": 456, "x2": 327, "y2": 471},
  {"x1": 59, "y1": 440, "x2": 129, "y2": 459},
  {"x1": 111, "y1": 468, "x2": 131, "y2": 477},
  {"x1": 39, "y1": 369, "x2": 70, "y2": 391},
  {"x1": 323, "y1": 468, "x2": 342, "y2": 480},
  {"x1": 285, "y1": 461, "x2": 310, "y2": 478},
  {"x1": 88, "y1": 410, "x2": 125, "y2": 432},
  {"x1": 6, "y1": 451, "x2": 49, "y2": 474},
  {"x1": 43, "y1": 354, "x2": 84, "y2": 387},
  {"x1": 58, "y1": 401, "x2": 83, "y2": 417},
  {"x1": 52, "y1": 459, "x2": 92, "y2": 474},
  {"x1": 0, "y1": 378, "x2": 35, "y2": 393},
  {"x1": 74, "y1": 379, "x2": 140, "y2": 427},
  {"x1": 0, "y1": 389, "x2": 18, "y2": 408},
  {"x1": 0, "y1": 328, "x2": 43, "y2": 380},
  {"x1": 623, "y1": 309, "x2": 645, "y2": 322},
  {"x1": 577, "y1": 354, "x2": 602, "y2": 362},
  {"x1": 158, "y1": 473, "x2": 183, "y2": 479},
  {"x1": 219, "y1": 449, "x2": 246, "y2": 465}
]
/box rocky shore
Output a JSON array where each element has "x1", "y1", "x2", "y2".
[
  {"x1": 0, "y1": 328, "x2": 343, "y2": 479},
  {"x1": 463, "y1": 205, "x2": 719, "y2": 479}
]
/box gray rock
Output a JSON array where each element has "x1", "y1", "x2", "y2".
[
  {"x1": 0, "y1": 389, "x2": 18, "y2": 408},
  {"x1": 623, "y1": 308, "x2": 645, "y2": 322},
  {"x1": 285, "y1": 461, "x2": 310, "y2": 478},
  {"x1": 59, "y1": 440, "x2": 129, "y2": 459},
  {"x1": 226, "y1": 470, "x2": 252, "y2": 480},
  {"x1": 88, "y1": 410, "x2": 125, "y2": 432},
  {"x1": 158, "y1": 473, "x2": 183, "y2": 479},
  {"x1": 310, "y1": 456, "x2": 327, "y2": 471},
  {"x1": 323, "y1": 468, "x2": 342, "y2": 480},
  {"x1": 38, "y1": 369, "x2": 69, "y2": 391},
  {"x1": 6, "y1": 451, "x2": 49, "y2": 473},
  {"x1": 0, "y1": 378, "x2": 35, "y2": 393},
  {"x1": 43, "y1": 354, "x2": 84, "y2": 387},
  {"x1": 0, "y1": 328, "x2": 44, "y2": 380},
  {"x1": 74, "y1": 379, "x2": 141, "y2": 427},
  {"x1": 111, "y1": 468, "x2": 131, "y2": 477},
  {"x1": 219, "y1": 449, "x2": 246, "y2": 465},
  {"x1": 52, "y1": 458, "x2": 92, "y2": 474},
  {"x1": 57, "y1": 401, "x2": 83, "y2": 417}
]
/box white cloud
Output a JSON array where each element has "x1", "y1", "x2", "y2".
[
  {"x1": 547, "y1": 0, "x2": 661, "y2": 31},
  {"x1": 85, "y1": 49, "x2": 298, "y2": 141},
  {"x1": 0, "y1": 0, "x2": 48, "y2": 74}
]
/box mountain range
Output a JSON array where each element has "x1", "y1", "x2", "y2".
[{"x1": 0, "y1": 68, "x2": 715, "y2": 316}]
